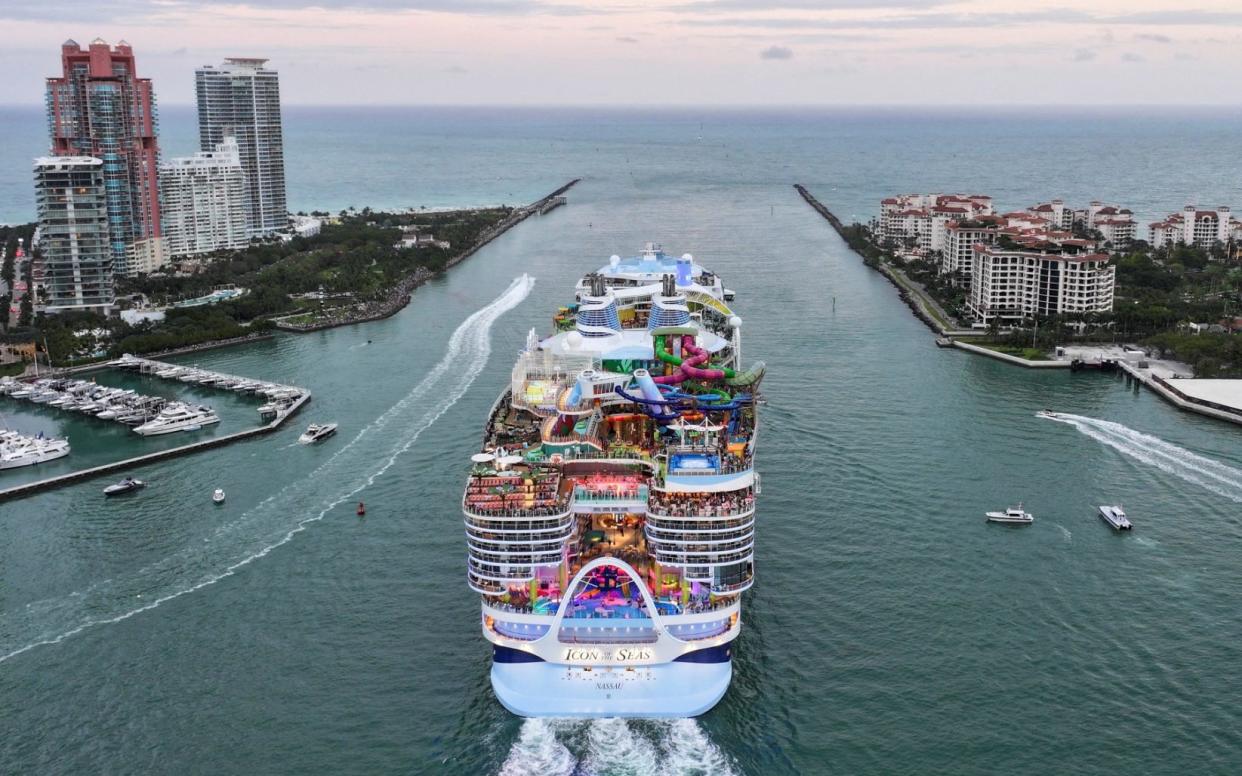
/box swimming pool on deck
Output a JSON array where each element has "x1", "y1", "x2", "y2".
[{"x1": 669, "y1": 453, "x2": 719, "y2": 472}]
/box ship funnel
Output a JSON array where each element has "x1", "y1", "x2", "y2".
[{"x1": 675, "y1": 256, "x2": 692, "y2": 287}]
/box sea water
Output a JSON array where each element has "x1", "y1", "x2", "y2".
[{"x1": 2, "y1": 106, "x2": 1242, "y2": 775}]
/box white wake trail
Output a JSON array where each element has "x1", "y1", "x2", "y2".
[
  {"x1": 497, "y1": 717, "x2": 739, "y2": 776},
  {"x1": 1041, "y1": 412, "x2": 1242, "y2": 503},
  {"x1": 0, "y1": 275, "x2": 534, "y2": 664}
]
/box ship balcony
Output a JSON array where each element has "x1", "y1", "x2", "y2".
[
  {"x1": 481, "y1": 598, "x2": 740, "y2": 645},
  {"x1": 645, "y1": 514, "x2": 755, "y2": 534},
  {"x1": 649, "y1": 544, "x2": 754, "y2": 567},
  {"x1": 465, "y1": 514, "x2": 574, "y2": 534},
  {"x1": 461, "y1": 498, "x2": 571, "y2": 521},
  {"x1": 466, "y1": 521, "x2": 575, "y2": 544},
  {"x1": 467, "y1": 545, "x2": 565, "y2": 567},
  {"x1": 645, "y1": 523, "x2": 755, "y2": 546}
]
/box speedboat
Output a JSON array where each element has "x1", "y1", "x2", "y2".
[
  {"x1": 986, "y1": 503, "x2": 1034, "y2": 524},
  {"x1": 1035, "y1": 409, "x2": 1064, "y2": 419},
  {"x1": 1098, "y1": 505, "x2": 1133, "y2": 531},
  {"x1": 104, "y1": 477, "x2": 146, "y2": 496},
  {"x1": 298, "y1": 422, "x2": 338, "y2": 444},
  {"x1": 212, "y1": 488, "x2": 226, "y2": 504},
  {"x1": 134, "y1": 404, "x2": 220, "y2": 436}
]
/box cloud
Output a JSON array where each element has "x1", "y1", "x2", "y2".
[
  {"x1": 759, "y1": 45, "x2": 793, "y2": 59},
  {"x1": 677, "y1": 8, "x2": 1242, "y2": 31},
  {"x1": 1121, "y1": 52, "x2": 1144, "y2": 62},
  {"x1": 1174, "y1": 51, "x2": 1197, "y2": 61},
  {"x1": 0, "y1": 0, "x2": 600, "y2": 23},
  {"x1": 1135, "y1": 33, "x2": 1172, "y2": 43},
  {"x1": 673, "y1": 0, "x2": 948, "y2": 10},
  {"x1": 444, "y1": 64, "x2": 468, "y2": 74},
  {"x1": 1072, "y1": 48, "x2": 1096, "y2": 62},
  {"x1": 616, "y1": 35, "x2": 639, "y2": 43}
]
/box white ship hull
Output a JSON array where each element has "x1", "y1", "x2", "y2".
[{"x1": 490, "y1": 653, "x2": 731, "y2": 718}]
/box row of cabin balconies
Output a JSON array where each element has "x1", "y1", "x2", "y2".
[
  {"x1": 649, "y1": 544, "x2": 754, "y2": 567},
  {"x1": 645, "y1": 514, "x2": 755, "y2": 533},
  {"x1": 645, "y1": 522, "x2": 755, "y2": 546}
]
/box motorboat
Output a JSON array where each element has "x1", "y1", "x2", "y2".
[
  {"x1": 986, "y1": 503, "x2": 1034, "y2": 524},
  {"x1": 298, "y1": 422, "x2": 338, "y2": 444},
  {"x1": 103, "y1": 477, "x2": 146, "y2": 496},
  {"x1": 1035, "y1": 409, "x2": 1065, "y2": 419},
  {"x1": 133, "y1": 404, "x2": 220, "y2": 436},
  {"x1": 212, "y1": 488, "x2": 226, "y2": 504},
  {"x1": 1098, "y1": 505, "x2": 1133, "y2": 531}
]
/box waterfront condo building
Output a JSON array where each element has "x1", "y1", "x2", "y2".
[
  {"x1": 195, "y1": 58, "x2": 287, "y2": 237},
  {"x1": 941, "y1": 215, "x2": 1003, "y2": 280},
  {"x1": 1148, "y1": 205, "x2": 1241, "y2": 250},
  {"x1": 45, "y1": 38, "x2": 163, "y2": 278},
  {"x1": 33, "y1": 156, "x2": 115, "y2": 313},
  {"x1": 968, "y1": 233, "x2": 1115, "y2": 326},
  {"x1": 160, "y1": 137, "x2": 248, "y2": 259},
  {"x1": 1076, "y1": 202, "x2": 1135, "y2": 249},
  {"x1": 878, "y1": 194, "x2": 994, "y2": 253},
  {"x1": 1026, "y1": 200, "x2": 1074, "y2": 230}
]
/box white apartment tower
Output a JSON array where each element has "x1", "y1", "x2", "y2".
[
  {"x1": 33, "y1": 156, "x2": 115, "y2": 313},
  {"x1": 160, "y1": 137, "x2": 248, "y2": 258},
  {"x1": 968, "y1": 236, "x2": 1115, "y2": 326},
  {"x1": 195, "y1": 58, "x2": 287, "y2": 237}
]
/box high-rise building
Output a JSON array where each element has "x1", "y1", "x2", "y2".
[
  {"x1": 45, "y1": 38, "x2": 163, "y2": 278},
  {"x1": 33, "y1": 156, "x2": 115, "y2": 313},
  {"x1": 195, "y1": 58, "x2": 287, "y2": 237},
  {"x1": 160, "y1": 137, "x2": 248, "y2": 259}
]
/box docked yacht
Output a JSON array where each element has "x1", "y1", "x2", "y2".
[
  {"x1": 986, "y1": 504, "x2": 1034, "y2": 524},
  {"x1": 0, "y1": 437, "x2": 70, "y2": 469},
  {"x1": 133, "y1": 404, "x2": 220, "y2": 436},
  {"x1": 1097, "y1": 505, "x2": 1132, "y2": 531},
  {"x1": 298, "y1": 423, "x2": 338, "y2": 444}
]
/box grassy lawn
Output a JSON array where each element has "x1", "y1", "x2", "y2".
[{"x1": 976, "y1": 343, "x2": 1050, "y2": 361}]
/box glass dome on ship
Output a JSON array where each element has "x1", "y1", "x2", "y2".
[{"x1": 462, "y1": 243, "x2": 764, "y2": 718}]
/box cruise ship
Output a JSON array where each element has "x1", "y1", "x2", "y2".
[{"x1": 462, "y1": 244, "x2": 764, "y2": 717}]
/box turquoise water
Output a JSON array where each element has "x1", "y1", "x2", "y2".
[{"x1": 2, "y1": 108, "x2": 1242, "y2": 774}]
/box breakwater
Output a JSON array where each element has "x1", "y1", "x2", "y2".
[
  {"x1": 794, "y1": 184, "x2": 954, "y2": 335},
  {"x1": 0, "y1": 390, "x2": 310, "y2": 503}
]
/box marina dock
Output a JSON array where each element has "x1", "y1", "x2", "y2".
[
  {"x1": 0, "y1": 391, "x2": 309, "y2": 503},
  {"x1": 0, "y1": 357, "x2": 313, "y2": 502}
]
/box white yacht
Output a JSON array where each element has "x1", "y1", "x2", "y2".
[
  {"x1": 986, "y1": 504, "x2": 1034, "y2": 524},
  {"x1": 1098, "y1": 505, "x2": 1132, "y2": 531},
  {"x1": 298, "y1": 423, "x2": 338, "y2": 444},
  {"x1": 212, "y1": 488, "x2": 226, "y2": 504},
  {"x1": 133, "y1": 404, "x2": 220, "y2": 436},
  {"x1": 0, "y1": 437, "x2": 70, "y2": 469}
]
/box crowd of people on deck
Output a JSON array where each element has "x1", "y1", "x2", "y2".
[{"x1": 648, "y1": 489, "x2": 755, "y2": 517}]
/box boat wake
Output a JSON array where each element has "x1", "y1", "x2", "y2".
[
  {"x1": 498, "y1": 718, "x2": 738, "y2": 776},
  {"x1": 1039, "y1": 412, "x2": 1242, "y2": 503},
  {"x1": 0, "y1": 275, "x2": 535, "y2": 664}
]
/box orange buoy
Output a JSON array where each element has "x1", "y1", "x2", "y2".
[{"x1": 356, "y1": 502, "x2": 366, "y2": 516}]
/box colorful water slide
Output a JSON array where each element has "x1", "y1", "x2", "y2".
[{"x1": 652, "y1": 333, "x2": 736, "y2": 384}]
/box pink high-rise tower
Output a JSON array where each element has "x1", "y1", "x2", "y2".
[{"x1": 46, "y1": 38, "x2": 163, "y2": 276}]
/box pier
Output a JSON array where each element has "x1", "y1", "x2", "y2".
[{"x1": 1118, "y1": 360, "x2": 1242, "y2": 428}]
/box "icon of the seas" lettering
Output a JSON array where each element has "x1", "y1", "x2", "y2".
[{"x1": 563, "y1": 647, "x2": 653, "y2": 663}]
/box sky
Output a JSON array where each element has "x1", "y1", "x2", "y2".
[{"x1": 1, "y1": 0, "x2": 1240, "y2": 106}]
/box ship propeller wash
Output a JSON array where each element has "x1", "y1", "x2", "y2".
[{"x1": 462, "y1": 244, "x2": 764, "y2": 717}]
